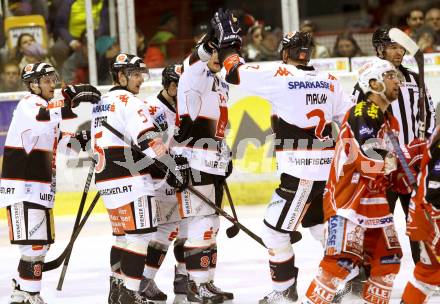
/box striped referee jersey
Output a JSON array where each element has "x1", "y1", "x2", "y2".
[{"x1": 352, "y1": 65, "x2": 436, "y2": 144}]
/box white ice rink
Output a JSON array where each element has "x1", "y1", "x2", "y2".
[{"x1": 1, "y1": 204, "x2": 439, "y2": 304}]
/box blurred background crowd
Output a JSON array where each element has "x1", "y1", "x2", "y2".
[{"x1": 0, "y1": 0, "x2": 438, "y2": 92}]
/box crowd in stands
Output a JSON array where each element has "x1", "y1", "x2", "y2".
[{"x1": 0, "y1": 0, "x2": 439, "y2": 93}]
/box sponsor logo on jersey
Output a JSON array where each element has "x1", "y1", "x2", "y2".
[
  {"x1": 358, "y1": 216, "x2": 393, "y2": 226},
  {"x1": 380, "y1": 254, "x2": 401, "y2": 265},
  {"x1": 274, "y1": 67, "x2": 293, "y2": 77},
  {"x1": 148, "y1": 105, "x2": 159, "y2": 115},
  {"x1": 288, "y1": 157, "x2": 333, "y2": 166},
  {"x1": 94, "y1": 116, "x2": 108, "y2": 128},
  {"x1": 204, "y1": 160, "x2": 228, "y2": 170},
  {"x1": 288, "y1": 81, "x2": 334, "y2": 92},
  {"x1": 0, "y1": 186, "x2": 15, "y2": 194},
  {"x1": 92, "y1": 104, "x2": 114, "y2": 113},
  {"x1": 40, "y1": 193, "x2": 54, "y2": 201},
  {"x1": 359, "y1": 126, "x2": 374, "y2": 136},
  {"x1": 165, "y1": 188, "x2": 176, "y2": 195},
  {"x1": 305, "y1": 93, "x2": 327, "y2": 105},
  {"x1": 99, "y1": 185, "x2": 133, "y2": 196},
  {"x1": 326, "y1": 216, "x2": 343, "y2": 255}
]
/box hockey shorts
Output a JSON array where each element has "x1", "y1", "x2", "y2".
[
  {"x1": 7, "y1": 202, "x2": 55, "y2": 245},
  {"x1": 107, "y1": 195, "x2": 157, "y2": 236},
  {"x1": 264, "y1": 173, "x2": 326, "y2": 233}
]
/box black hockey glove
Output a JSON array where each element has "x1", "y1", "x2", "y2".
[
  {"x1": 74, "y1": 130, "x2": 91, "y2": 151},
  {"x1": 199, "y1": 26, "x2": 219, "y2": 54},
  {"x1": 210, "y1": 8, "x2": 242, "y2": 49},
  {"x1": 166, "y1": 154, "x2": 190, "y2": 192},
  {"x1": 62, "y1": 84, "x2": 101, "y2": 108}
]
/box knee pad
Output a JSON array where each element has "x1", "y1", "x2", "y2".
[
  {"x1": 261, "y1": 224, "x2": 290, "y2": 250},
  {"x1": 125, "y1": 233, "x2": 153, "y2": 255},
  {"x1": 184, "y1": 238, "x2": 211, "y2": 273}
]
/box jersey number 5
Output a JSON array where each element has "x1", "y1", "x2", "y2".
[{"x1": 94, "y1": 131, "x2": 106, "y2": 173}]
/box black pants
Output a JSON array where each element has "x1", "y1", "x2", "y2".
[{"x1": 387, "y1": 190, "x2": 420, "y2": 264}]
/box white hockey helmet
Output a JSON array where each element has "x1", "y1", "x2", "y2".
[{"x1": 358, "y1": 58, "x2": 401, "y2": 98}]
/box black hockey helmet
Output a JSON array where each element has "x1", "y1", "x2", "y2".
[
  {"x1": 111, "y1": 53, "x2": 149, "y2": 82},
  {"x1": 278, "y1": 31, "x2": 314, "y2": 63},
  {"x1": 162, "y1": 63, "x2": 182, "y2": 88},
  {"x1": 21, "y1": 62, "x2": 57, "y2": 83},
  {"x1": 372, "y1": 26, "x2": 402, "y2": 57}
]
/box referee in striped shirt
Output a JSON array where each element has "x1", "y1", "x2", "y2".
[{"x1": 352, "y1": 26, "x2": 436, "y2": 265}]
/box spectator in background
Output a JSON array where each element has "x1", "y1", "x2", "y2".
[
  {"x1": 61, "y1": 31, "x2": 88, "y2": 84},
  {"x1": 136, "y1": 28, "x2": 147, "y2": 58},
  {"x1": 382, "y1": 0, "x2": 407, "y2": 27},
  {"x1": 51, "y1": 0, "x2": 108, "y2": 69},
  {"x1": 8, "y1": 0, "x2": 49, "y2": 22},
  {"x1": 404, "y1": 8, "x2": 424, "y2": 40},
  {"x1": 426, "y1": 7, "x2": 440, "y2": 47},
  {"x1": 0, "y1": 62, "x2": 23, "y2": 92},
  {"x1": 416, "y1": 26, "x2": 440, "y2": 53},
  {"x1": 96, "y1": 35, "x2": 119, "y2": 84},
  {"x1": 243, "y1": 24, "x2": 278, "y2": 62},
  {"x1": 300, "y1": 20, "x2": 330, "y2": 58},
  {"x1": 148, "y1": 12, "x2": 178, "y2": 61},
  {"x1": 332, "y1": 32, "x2": 365, "y2": 58},
  {"x1": 13, "y1": 33, "x2": 53, "y2": 72}
]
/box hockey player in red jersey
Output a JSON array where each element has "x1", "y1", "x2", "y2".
[
  {"x1": 300, "y1": 58, "x2": 404, "y2": 304},
  {"x1": 1, "y1": 62, "x2": 100, "y2": 304},
  {"x1": 173, "y1": 24, "x2": 233, "y2": 304},
  {"x1": 91, "y1": 53, "x2": 170, "y2": 304},
  {"x1": 211, "y1": 9, "x2": 353, "y2": 303},
  {"x1": 401, "y1": 126, "x2": 440, "y2": 303},
  {"x1": 140, "y1": 63, "x2": 191, "y2": 303}
]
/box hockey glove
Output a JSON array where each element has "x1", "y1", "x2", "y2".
[
  {"x1": 62, "y1": 84, "x2": 101, "y2": 108},
  {"x1": 166, "y1": 154, "x2": 190, "y2": 192},
  {"x1": 210, "y1": 8, "x2": 242, "y2": 49},
  {"x1": 73, "y1": 130, "x2": 91, "y2": 151},
  {"x1": 199, "y1": 26, "x2": 219, "y2": 54},
  {"x1": 36, "y1": 99, "x2": 77, "y2": 121}
]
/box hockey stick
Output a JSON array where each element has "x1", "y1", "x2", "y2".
[
  {"x1": 43, "y1": 192, "x2": 100, "y2": 272},
  {"x1": 389, "y1": 28, "x2": 426, "y2": 139},
  {"x1": 56, "y1": 160, "x2": 96, "y2": 290},
  {"x1": 223, "y1": 181, "x2": 240, "y2": 238},
  {"x1": 101, "y1": 120, "x2": 268, "y2": 248}
]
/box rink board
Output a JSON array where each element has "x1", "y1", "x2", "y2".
[{"x1": 0, "y1": 60, "x2": 439, "y2": 215}]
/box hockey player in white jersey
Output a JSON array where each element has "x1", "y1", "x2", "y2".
[
  {"x1": 0, "y1": 62, "x2": 100, "y2": 304},
  {"x1": 211, "y1": 9, "x2": 353, "y2": 304},
  {"x1": 140, "y1": 63, "x2": 191, "y2": 303},
  {"x1": 91, "y1": 53, "x2": 169, "y2": 304},
  {"x1": 174, "y1": 27, "x2": 234, "y2": 304}
]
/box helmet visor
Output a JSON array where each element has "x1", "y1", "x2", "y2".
[
  {"x1": 125, "y1": 67, "x2": 150, "y2": 82},
  {"x1": 382, "y1": 70, "x2": 404, "y2": 84},
  {"x1": 39, "y1": 72, "x2": 60, "y2": 86}
]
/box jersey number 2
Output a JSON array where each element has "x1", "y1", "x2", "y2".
[{"x1": 306, "y1": 109, "x2": 328, "y2": 140}]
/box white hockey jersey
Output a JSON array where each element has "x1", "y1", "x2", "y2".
[
  {"x1": 0, "y1": 93, "x2": 72, "y2": 208},
  {"x1": 175, "y1": 51, "x2": 230, "y2": 177},
  {"x1": 91, "y1": 87, "x2": 158, "y2": 209},
  {"x1": 145, "y1": 93, "x2": 181, "y2": 224},
  {"x1": 223, "y1": 62, "x2": 353, "y2": 180}
]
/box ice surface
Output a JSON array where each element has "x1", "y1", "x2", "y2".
[{"x1": 1, "y1": 204, "x2": 438, "y2": 303}]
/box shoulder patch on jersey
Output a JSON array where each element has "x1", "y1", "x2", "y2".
[{"x1": 353, "y1": 101, "x2": 380, "y2": 120}]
